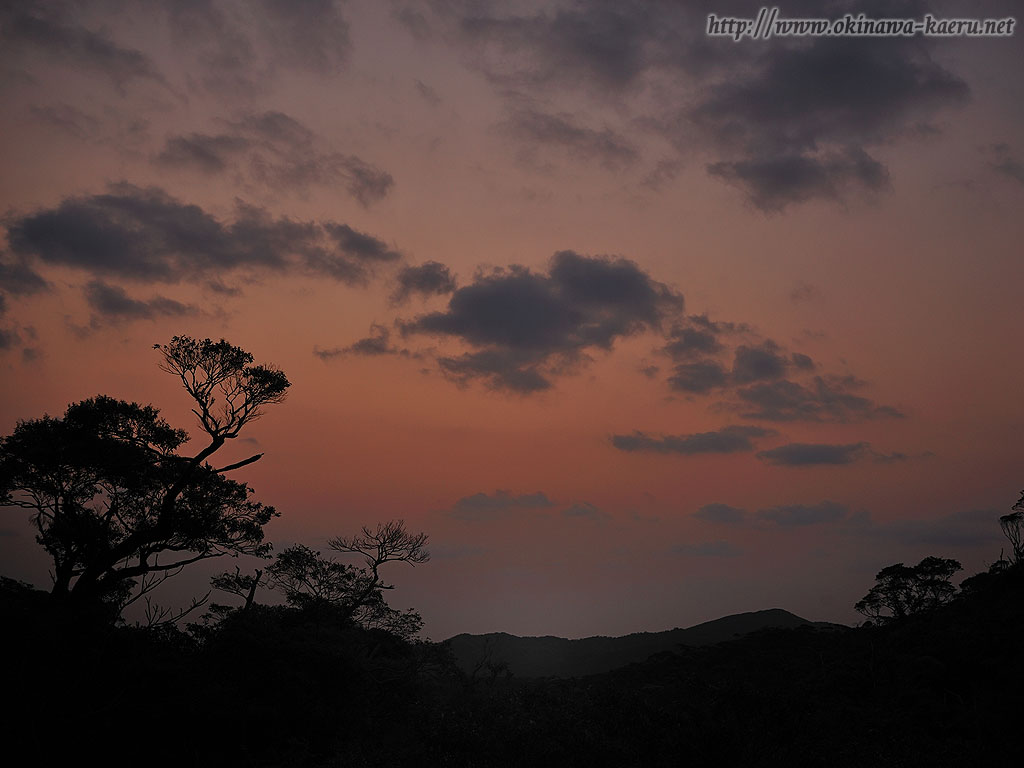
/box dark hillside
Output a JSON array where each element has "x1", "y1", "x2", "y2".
[{"x1": 446, "y1": 607, "x2": 835, "y2": 677}]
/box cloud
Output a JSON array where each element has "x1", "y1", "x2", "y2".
[
  {"x1": 731, "y1": 340, "x2": 790, "y2": 383},
  {"x1": 671, "y1": 540, "x2": 741, "y2": 557},
  {"x1": 420, "y1": 0, "x2": 970, "y2": 209},
  {"x1": 437, "y1": 349, "x2": 552, "y2": 393},
  {"x1": 986, "y1": 143, "x2": 1024, "y2": 186},
  {"x1": 155, "y1": 133, "x2": 251, "y2": 173},
  {"x1": 0, "y1": 256, "x2": 49, "y2": 295},
  {"x1": 694, "y1": 503, "x2": 747, "y2": 524},
  {"x1": 314, "y1": 324, "x2": 412, "y2": 360},
  {"x1": 707, "y1": 150, "x2": 891, "y2": 213},
  {"x1": 392, "y1": 261, "x2": 457, "y2": 304},
  {"x1": 6, "y1": 184, "x2": 402, "y2": 287},
  {"x1": 611, "y1": 425, "x2": 774, "y2": 455},
  {"x1": 667, "y1": 360, "x2": 728, "y2": 393},
  {"x1": 687, "y1": 6, "x2": 969, "y2": 210},
  {"x1": 757, "y1": 442, "x2": 870, "y2": 467},
  {"x1": 253, "y1": 0, "x2": 351, "y2": 74},
  {"x1": 561, "y1": 502, "x2": 606, "y2": 520},
  {"x1": 156, "y1": 111, "x2": 395, "y2": 205},
  {"x1": 663, "y1": 324, "x2": 723, "y2": 361},
  {"x1": 736, "y1": 375, "x2": 904, "y2": 422},
  {"x1": 448, "y1": 490, "x2": 555, "y2": 521},
  {"x1": 83, "y1": 280, "x2": 195, "y2": 321},
  {"x1": 455, "y1": 1, "x2": 662, "y2": 91},
  {"x1": 499, "y1": 108, "x2": 638, "y2": 170},
  {"x1": 758, "y1": 501, "x2": 849, "y2": 527},
  {"x1": 0, "y1": 3, "x2": 166, "y2": 90},
  {"x1": 402, "y1": 250, "x2": 683, "y2": 392},
  {"x1": 791, "y1": 353, "x2": 815, "y2": 371},
  {"x1": 161, "y1": 0, "x2": 352, "y2": 94},
  {"x1": 0, "y1": 327, "x2": 19, "y2": 350}
]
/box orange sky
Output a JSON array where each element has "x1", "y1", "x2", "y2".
[{"x1": 1, "y1": 0, "x2": 1022, "y2": 639}]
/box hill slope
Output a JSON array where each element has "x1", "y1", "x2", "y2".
[{"x1": 446, "y1": 607, "x2": 838, "y2": 678}]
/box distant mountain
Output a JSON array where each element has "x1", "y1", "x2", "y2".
[{"x1": 445, "y1": 608, "x2": 843, "y2": 678}]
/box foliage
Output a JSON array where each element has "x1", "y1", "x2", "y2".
[
  {"x1": 262, "y1": 520, "x2": 429, "y2": 640},
  {"x1": 0, "y1": 337, "x2": 288, "y2": 615},
  {"x1": 855, "y1": 555, "x2": 962, "y2": 623},
  {"x1": 999, "y1": 491, "x2": 1024, "y2": 563}
]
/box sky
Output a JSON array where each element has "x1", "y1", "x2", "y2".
[{"x1": 1, "y1": 0, "x2": 1022, "y2": 640}]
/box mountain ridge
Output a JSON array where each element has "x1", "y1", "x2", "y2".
[{"x1": 445, "y1": 607, "x2": 845, "y2": 678}]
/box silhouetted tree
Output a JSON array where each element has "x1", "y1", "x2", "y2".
[
  {"x1": 0, "y1": 336, "x2": 288, "y2": 616},
  {"x1": 855, "y1": 556, "x2": 962, "y2": 623},
  {"x1": 265, "y1": 520, "x2": 429, "y2": 639},
  {"x1": 999, "y1": 492, "x2": 1024, "y2": 563}
]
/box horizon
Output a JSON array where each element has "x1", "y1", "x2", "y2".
[{"x1": 1, "y1": 0, "x2": 1022, "y2": 641}]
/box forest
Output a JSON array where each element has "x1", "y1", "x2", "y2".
[{"x1": 2, "y1": 336, "x2": 1022, "y2": 766}]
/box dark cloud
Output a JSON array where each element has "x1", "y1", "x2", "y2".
[
  {"x1": 438, "y1": 350, "x2": 552, "y2": 394},
  {"x1": 664, "y1": 325, "x2": 722, "y2": 361},
  {"x1": 791, "y1": 353, "x2": 815, "y2": 371},
  {"x1": 325, "y1": 224, "x2": 401, "y2": 263},
  {"x1": 561, "y1": 502, "x2": 605, "y2": 520},
  {"x1": 420, "y1": 1, "x2": 970, "y2": 209},
  {"x1": 638, "y1": 363, "x2": 659, "y2": 379},
  {"x1": 7, "y1": 184, "x2": 401, "y2": 287},
  {"x1": 688, "y1": 6, "x2": 969, "y2": 210},
  {"x1": 155, "y1": 133, "x2": 251, "y2": 173},
  {"x1": 0, "y1": 327, "x2": 18, "y2": 350},
  {"x1": 758, "y1": 501, "x2": 849, "y2": 527},
  {"x1": 707, "y1": 150, "x2": 891, "y2": 213},
  {"x1": 694, "y1": 503, "x2": 746, "y2": 524},
  {"x1": 314, "y1": 324, "x2": 412, "y2": 360},
  {"x1": 234, "y1": 110, "x2": 314, "y2": 146},
  {"x1": 757, "y1": 442, "x2": 870, "y2": 467},
  {"x1": 671, "y1": 540, "x2": 741, "y2": 557},
  {"x1": 986, "y1": 144, "x2": 1024, "y2": 186},
  {"x1": 691, "y1": 33, "x2": 968, "y2": 153},
  {"x1": 499, "y1": 108, "x2": 638, "y2": 170},
  {"x1": 611, "y1": 425, "x2": 774, "y2": 455},
  {"x1": 456, "y1": 1, "x2": 662, "y2": 91},
  {"x1": 736, "y1": 375, "x2": 904, "y2": 422},
  {"x1": 161, "y1": 0, "x2": 351, "y2": 94},
  {"x1": 255, "y1": 0, "x2": 351, "y2": 74},
  {"x1": 0, "y1": 4, "x2": 166, "y2": 90},
  {"x1": 667, "y1": 360, "x2": 728, "y2": 393},
  {"x1": 84, "y1": 280, "x2": 195, "y2": 321},
  {"x1": 157, "y1": 111, "x2": 395, "y2": 206},
  {"x1": 403, "y1": 250, "x2": 683, "y2": 392},
  {"x1": 448, "y1": 490, "x2": 554, "y2": 521},
  {"x1": 392, "y1": 261, "x2": 457, "y2": 304},
  {"x1": 0, "y1": 256, "x2": 49, "y2": 295},
  {"x1": 731, "y1": 340, "x2": 790, "y2": 383}
]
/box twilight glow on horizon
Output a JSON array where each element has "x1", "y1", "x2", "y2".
[{"x1": 1, "y1": 0, "x2": 1022, "y2": 640}]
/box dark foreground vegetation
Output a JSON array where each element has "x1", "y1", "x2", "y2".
[
  {"x1": 2, "y1": 559, "x2": 1023, "y2": 767},
  {"x1": 3, "y1": 336, "x2": 1023, "y2": 766}
]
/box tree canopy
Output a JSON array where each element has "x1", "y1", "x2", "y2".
[
  {"x1": 855, "y1": 555, "x2": 962, "y2": 623},
  {"x1": 0, "y1": 336, "x2": 288, "y2": 616}
]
